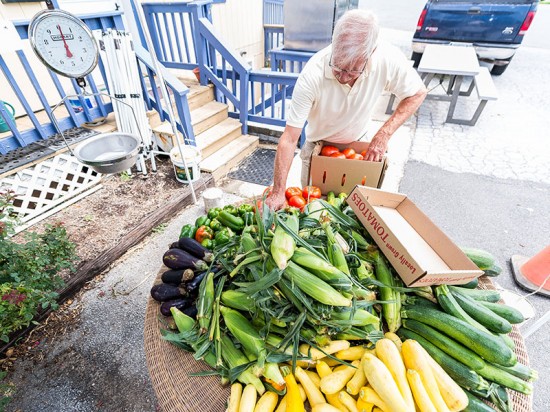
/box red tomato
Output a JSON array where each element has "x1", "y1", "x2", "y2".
[
  {"x1": 262, "y1": 186, "x2": 273, "y2": 197},
  {"x1": 342, "y1": 148, "x2": 356, "y2": 159},
  {"x1": 329, "y1": 152, "x2": 346, "y2": 159},
  {"x1": 302, "y1": 186, "x2": 322, "y2": 200},
  {"x1": 350, "y1": 153, "x2": 364, "y2": 160},
  {"x1": 288, "y1": 195, "x2": 307, "y2": 210},
  {"x1": 285, "y1": 186, "x2": 302, "y2": 200},
  {"x1": 320, "y1": 145, "x2": 339, "y2": 157},
  {"x1": 360, "y1": 150, "x2": 367, "y2": 158}
]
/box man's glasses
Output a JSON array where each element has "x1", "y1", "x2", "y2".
[{"x1": 329, "y1": 54, "x2": 368, "y2": 77}]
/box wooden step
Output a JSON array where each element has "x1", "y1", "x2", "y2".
[
  {"x1": 187, "y1": 84, "x2": 215, "y2": 111},
  {"x1": 195, "y1": 117, "x2": 242, "y2": 159},
  {"x1": 191, "y1": 101, "x2": 228, "y2": 136},
  {"x1": 200, "y1": 134, "x2": 259, "y2": 182}
]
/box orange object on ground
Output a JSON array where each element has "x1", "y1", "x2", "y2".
[{"x1": 521, "y1": 246, "x2": 550, "y2": 290}]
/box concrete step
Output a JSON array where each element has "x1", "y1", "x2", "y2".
[
  {"x1": 200, "y1": 134, "x2": 259, "y2": 182},
  {"x1": 195, "y1": 117, "x2": 242, "y2": 159}
]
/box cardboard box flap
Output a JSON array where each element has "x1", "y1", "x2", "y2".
[
  {"x1": 347, "y1": 186, "x2": 483, "y2": 286},
  {"x1": 396, "y1": 198, "x2": 480, "y2": 271}
]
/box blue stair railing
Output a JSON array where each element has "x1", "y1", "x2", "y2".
[{"x1": 0, "y1": 10, "x2": 195, "y2": 155}]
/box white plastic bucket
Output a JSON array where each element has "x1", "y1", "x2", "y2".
[{"x1": 170, "y1": 145, "x2": 201, "y2": 183}]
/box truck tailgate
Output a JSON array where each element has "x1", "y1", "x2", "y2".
[{"x1": 418, "y1": 1, "x2": 533, "y2": 44}]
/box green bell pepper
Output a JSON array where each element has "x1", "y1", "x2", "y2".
[
  {"x1": 209, "y1": 218, "x2": 223, "y2": 231},
  {"x1": 214, "y1": 227, "x2": 234, "y2": 246},
  {"x1": 201, "y1": 238, "x2": 213, "y2": 249},
  {"x1": 207, "y1": 207, "x2": 222, "y2": 220},
  {"x1": 195, "y1": 215, "x2": 210, "y2": 228},
  {"x1": 222, "y1": 204, "x2": 239, "y2": 216},
  {"x1": 179, "y1": 223, "x2": 196, "y2": 239},
  {"x1": 238, "y1": 204, "x2": 255, "y2": 216}
]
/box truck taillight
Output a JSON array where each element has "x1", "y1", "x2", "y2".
[
  {"x1": 416, "y1": 9, "x2": 427, "y2": 32},
  {"x1": 519, "y1": 11, "x2": 536, "y2": 35}
]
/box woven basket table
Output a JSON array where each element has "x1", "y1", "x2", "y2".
[{"x1": 144, "y1": 269, "x2": 533, "y2": 412}]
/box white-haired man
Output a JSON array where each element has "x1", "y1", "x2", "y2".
[{"x1": 266, "y1": 9, "x2": 427, "y2": 210}]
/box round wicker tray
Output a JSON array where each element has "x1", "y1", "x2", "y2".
[{"x1": 144, "y1": 271, "x2": 533, "y2": 412}]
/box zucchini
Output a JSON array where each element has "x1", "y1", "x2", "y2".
[
  {"x1": 461, "y1": 247, "x2": 496, "y2": 270},
  {"x1": 397, "y1": 327, "x2": 490, "y2": 392},
  {"x1": 451, "y1": 291, "x2": 512, "y2": 334},
  {"x1": 436, "y1": 285, "x2": 491, "y2": 332},
  {"x1": 476, "y1": 363, "x2": 533, "y2": 395},
  {"x1": 464, "y1": 391, "x2": 497, "y2": 412},
  {"x1": 449, "y1": 286, "x2": 501, "y2": 303},
  {"x1": 404, "y1": 295, "x2": 440, "y2": 309},
  {"x1": 479, "y1": 301, "x2": 524, "y2": 324},
  {"x1": 401, "y1": 318, "x2": 486, "y2": 371},
  {"x1": 461, "y1": 278, "x2": 479, "y2": 289},
  {"x1": 483, "y1": 264, "x2": 502, "y2": 278},
  {"x1": 401, "y1": 306, "x2": 516, "y2": 367},
  {"x1": 491, "y1": 361, "x2": 538, "y2": 382}
]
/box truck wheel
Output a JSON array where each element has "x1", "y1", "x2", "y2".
[
  {"x1": 411, "y1": 52, "x2": 422, "y2": 68},
  {"x1": 491, "y1": 62, "x2": 510, "y2": 76}
]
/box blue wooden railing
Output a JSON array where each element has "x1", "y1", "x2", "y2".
[
  {"x1": 263, "y1": 0, "x2": 284, "y2": 64},
  {"x1": 0, "y1": 9, "x2": 195, "y2": 155}
]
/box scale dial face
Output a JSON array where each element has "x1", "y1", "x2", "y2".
[{"x1": 29, "y1": 9, "x2": 99, "y2": 78}]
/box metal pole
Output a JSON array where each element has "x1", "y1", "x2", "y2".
[{"x1": 132, "y1": 1, "x2": 197, "y2": 204}]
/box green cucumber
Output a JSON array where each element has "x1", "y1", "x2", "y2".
[
  {"x1": 401, "y1": 306, "x2": 516, "y2": 367},
  {"x1": 450, "y1": 286, "x2": 501, "y2": 303},
  {"x1": 401, "y1": 318, "x2": 485, "y2": 371},
  {"x1": 461, "y1": 278, "x2": 480, "y2": 289},
  {"x1": 461, "y1": 247, "x2": 496, "y2": 270},
  {"x1": 479, "y1": 301, "x2": 525, "y2": 324},
  {"x1": 403, "y1": 295, "x2": 440, "y2": 309},
  {"x1": 451, "y1": 290, "x2": 512, "y2": 334},
  {"x1": 397, "y1": 327, "x2": 489, "y2": 392},
  {"x1": 483, "y1": 264, "x2": 502, "y2": 277},
  {"x1": 464, "y1": 391, "x2": 497, "y2": 412}
]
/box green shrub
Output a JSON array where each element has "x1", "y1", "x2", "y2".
[{"x1": 0, "y1": 190, "x2": 78, "y2": 343}]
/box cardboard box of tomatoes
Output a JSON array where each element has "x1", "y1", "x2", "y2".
[
  {"x1": 309, "y1": 141, "x2": 387, "y2": 195},
  {"x1": 346, "y1": 186, "x2": 483, "y2": 286}
]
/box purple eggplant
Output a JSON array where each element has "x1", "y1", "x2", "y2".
[
  {"x1": 161, "y1": 268, "x2": 194, "y2": 285},
  {"x1": 182, "y1": 305, "x2": 198, "y2": 319},
  {"x1": 169, "y1": 241, "x2": 180, "y2": 249},
  {"x1": 162, "y1": 248, "x2": 208, "y2": 271},
  {"x1": 150, "y1": 283, "x2": 185, "y2": 302},
  {"x1": 177, "y1": 237, "x2": 214, "y2": 262},
  {"x1": 159, "y1": 298, "x2": 192, "y2": 316}
]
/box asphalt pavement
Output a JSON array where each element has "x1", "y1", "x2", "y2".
[{"x1": 4, "y1": 20, "x2": 550, "y2": 412}]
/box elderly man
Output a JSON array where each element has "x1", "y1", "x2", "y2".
[{"x1": 266, "y1": 9, "x2": 427, "y2": 210}]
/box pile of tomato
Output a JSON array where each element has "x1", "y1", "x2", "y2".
[
  {"x1": 284, "y1": 186, "x2": 321, "y2": 209},
  {"x1": 320, "y1": 145, "x2": 368, "y2": 160}
]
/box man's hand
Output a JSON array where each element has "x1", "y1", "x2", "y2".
[
  {"x1": 364, "y1": 131, "x2": 389, "y2": 162},
  {"x1": 266, "y1": 190, "x2": 287, "y2": 211}
]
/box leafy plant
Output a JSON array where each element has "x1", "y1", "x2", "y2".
[
  {"x1": 0, "y1": 370, "x2": 14, "y2": 412},
  {"x1": 119, "y1": 171, "x2": 133, "y2": 182},
  {"x1": 0, "y1": 191, "x2": 78, "y2": 343},
  {"x1": 152, "y1": 223, "x2": 168, "y2": 234}
]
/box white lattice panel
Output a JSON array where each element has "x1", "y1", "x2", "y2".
[{"x1": 0, "y1": 153, "x2": 102, "y2": 224}]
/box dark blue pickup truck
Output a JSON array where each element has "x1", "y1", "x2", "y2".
[{"x1": 412, "y1": 0, "x2": 538, "y2": 75}]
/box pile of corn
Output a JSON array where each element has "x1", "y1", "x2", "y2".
[{"x1": 226, "y1": 335, "x2": 468, "y2": 412}]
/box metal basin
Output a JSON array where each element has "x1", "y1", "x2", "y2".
[{"x1": 73, "y1": 132, "x2": 141, "y2": 174}]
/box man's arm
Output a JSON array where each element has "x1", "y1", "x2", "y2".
[
  {"x1": 364, "y1": 87, "x2": 427, "y2": 161},
  {"x1": 266, "y1": 125, "x2": 303, "y2": 210}
]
